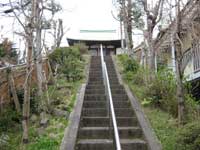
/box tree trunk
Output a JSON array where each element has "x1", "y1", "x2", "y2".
[
  {"x1": 36, "y1": 28, "x2": 43, "y2": 97},
  {"x1": 35, "y1": 0, "x2": 43, "y2": 97},
  {"x1": 120, "y1": 20, "x2": 125, "y2": 49},
  {"x1": 122, "y1": 0, "x2": 130, "y2": 53},
  {"x1": 127, "y1": 0, "x2": 133, "y2": 52},
  {"x1": 146, "y1": 31, "x2": 156, "y2": 79},
  {"x1": 8, "y1": 70, "x2": 21, "y2": 112},
  {"x1": 22, "y1": 36, "x2": 33, "y2": 143},
  {"x1": 175, "y1": 0, "x2": 185, "y2": 125},
  {"x1": 56, "y1": 19, "x2": 64, "y2": 48},
  {"x1": 175, "y1": 47, "x2": 185, "y2": 125},
  {"x1": 22, "y1": 0, "x2": 35, "y2": 143}
]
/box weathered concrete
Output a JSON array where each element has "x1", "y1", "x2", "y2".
[{"x1": 112, "y1": 55, "x2": 162, "y2": 150}]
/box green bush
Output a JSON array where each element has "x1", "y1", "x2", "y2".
[
  {"x1": 176, "y1": 121, "x2": 200, "y2": 150},
  {"x1": 118, "y1": 54, "x2": 139, "y2": 73},
  {"x1": 73, "y1": 43, "x2": 88, "y2": 54},
  {"x1": 17, "y1": 87, "x2": 39, "y2": 114},
  {"x1": 146, "y1": 69, "x2": 177, "y2": 116},
  {"x1": 49, "y1": 46, "x2": 84, "y2": 81},
  {"x1": 0, "y1": 108, "x2": 21, "y2": 132}
]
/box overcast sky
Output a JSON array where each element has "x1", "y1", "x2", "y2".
[
  {"x1": 0, "y1": 0, "x2": 145, "y2": 48},
  {"x1": 55, "y1": 0, "x2": 122, "y2": 40}
]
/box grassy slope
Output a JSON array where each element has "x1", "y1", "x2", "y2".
[
  {"x1": 1, "y1": 55, "x2": 90, "y2": 150},
  {"x1": 114, "y1": 56, "x2": 179, "y2": 150}
]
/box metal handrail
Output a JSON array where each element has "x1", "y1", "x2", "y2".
[{"x1": 100, "y1": 44, "x2": 121, "y2": 150}]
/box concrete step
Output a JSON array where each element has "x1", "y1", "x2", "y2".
[
  {"x1": 89, "y1": 74, "x2": 102, "y2": 78},
  {"x1": 82, "y1": 107, "x2": 135, "y2": 117},
  {"x1": 82, "y1": 108, "x2": 107, "y2": 117},
  {"x1": 121, "y1": 139, "x2": 148, "y2": 150},
  {"x1": 111, "y1": 89, "x2": 126, "y2": 94},
  {"x1": 90, "y1": 65, "x2": 101, "y2": 67},
  {"x1": 89, "y1": 75, "x2": 102, "y2": 78},
  {"x1": 78, "y1": 127, "x2": 143, "y2": 140},
  {"x1": 86, "y1": 85, "x2": 105, "y2": 90},
  {"x1": 112, "y1": 94, "x2": 128, "y2": 101},
  {"x1": 80, "y1": 117, "x2": 109, "y2": 127},
  {"x1": 113, "y1": 101, "x2": 131, "y2": 108},
  {"x1": 108, "y1": 72, "x2": 117, "y2": 75},
  {"x1": 115, "y1": 108, "x2": 135, "y2": 117},
  {"x1": 75, "y1": 56, "x2": 148, "y2": 150},
  {"x1": 87, "y1": 81, "x2": 104, "y2": 85},
  {"x1": 89, "y1": 69, "x2": 102, "y2": 72},
  {"x1": 108, "y1": 78, "x2": 119, "y2": 82},
  {"x1": 118, "y1": 127, "x2": 143, "y2": 139},
  {"x1": 89, "y1": 71, "x2": 102, "y2": 74},
  {"x1": 76, "y1": 139, "x2": 114, "y2": 150},
  {"x1": 84, "y1": 94, "x2": 106, "y2": 101},
  {"x1": 88, "y1": 77, "x2": 103, "y2": 81},
  {"x1": 108, "y1": 73, "x2": 118, "y2": 77},
  {"x1": 109, "y1": 81, "x2": 119, "y2": 84},
  {"x1": 85, "y1": 89, "x2": 105, "y2": 94},
  {"x1": 107, "y1": 68, "x2": 116, "y2": 71},
  {"x1": 116, "y1": 117, "x2": 138, "y2": 127},
  {"x1": 81, "y1": 117, "x2": 138, "y2": 127},
  {"x1": 78, "y1": 127, "x2": 110, "y2": 139},
  {"x1": 110, "y1": 85, "x2": 124, "y2": 89},
  {"x1": 83, "y1": 101, "x2": 107, "y2": 108}
]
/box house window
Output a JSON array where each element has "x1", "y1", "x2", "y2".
[{"x1": 193, "y1": 41, "x2": 200, "y2": 72}]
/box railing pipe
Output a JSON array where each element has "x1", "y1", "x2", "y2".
[{"x1": 100, "y1": 44, "x2": 121, "y2": 150}]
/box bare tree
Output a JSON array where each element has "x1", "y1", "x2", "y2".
[
  {"x1": 174, "y1": 0, "x2": 200, "y2": 125},
  {"x1": 117, "y1": 0, "x2": 133, "y2": 53},
  {"x1": 7, "y1": 0, "x2": 61, "y2": 142},
  {"x1": 141, "y1": 0, "x2": 165, "y2": 73},
  {"x1": 7, "y1": 0, "x2": 35, "y2": 143},
  {"x1": 34, "y1": 0, "x2": 61, "y2": 127},
  {"x1": 173, "y1": 0, "x2": 186, "y2": 125}
]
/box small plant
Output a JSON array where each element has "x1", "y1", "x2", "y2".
[{"x1": 27, "y1": 136, "x2": 59, "y2": 150}]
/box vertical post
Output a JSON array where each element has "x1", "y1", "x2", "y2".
[
  {"x1": 120, "y1": 21, "x2": 124, "y2": 49},
  {"x1": 0, "y1": 97, "x2": 3, "y2": 114},
  {"x1": 155, "y1": 51, "x2": 157, "y2": 73},
  {"x1": 171, "y1": 34, "x2": 176, "y2": 74}
]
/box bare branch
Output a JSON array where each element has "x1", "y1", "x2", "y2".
[{"x1": 9, "y1": 0, "x2": 26, "y2": 31}]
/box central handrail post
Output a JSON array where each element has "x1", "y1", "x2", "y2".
[{"x1": 100, "y1": 44, "x2": 121, "y2": 150}]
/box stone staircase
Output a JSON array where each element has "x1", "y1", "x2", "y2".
[{"x1": 75, "y1": 56, "x2": 148, "y2": 150}]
